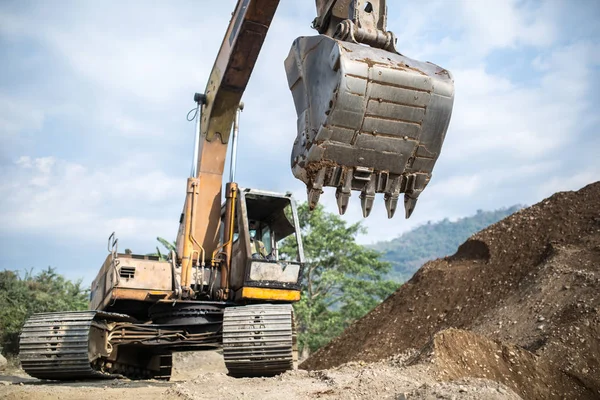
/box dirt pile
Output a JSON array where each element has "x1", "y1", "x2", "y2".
[
  {"x1": 412, "y1": 328, "x2": 590, "y2": 399},
  {"x1": 302, "y1": 182, "x2": 600, "y2": 398}
]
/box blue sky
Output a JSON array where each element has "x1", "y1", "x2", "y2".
[{"x1": 1, "y1": 0, "x2": 599, "y2": 284}]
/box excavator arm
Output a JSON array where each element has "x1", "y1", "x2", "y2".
[{"x1": 175, "y1": 0, "x2": 454, "y2": 297}]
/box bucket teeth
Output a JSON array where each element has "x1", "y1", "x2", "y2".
[
  {"x1": 384, "y1": 193, "x2": 400, "y2": 219},
  {"x1": 384, "y1": 176, "x2": 402, "y2": 219},
  {"x1": 335, "y1": 169, "x2": 353, "y2": 215},
  {"x1": 336, "y1": 190, "x2": 350, "y2": 215},
  {"x1": 404, "y1": 195, "x2": 418, "y2": 219},
  {"x1": 360, "y1": 176, "x2": 376, "y2": 218},
  {"x1": 360, "y1": 193, "x2": 374, "y2": 217},
  {"x1": 307, "y1": 168, "x2": 326, "y2": 210},
  {"x1": 308, "y1": 188, "x2": 322, "y2": 210},
  {"x1": 304, "y1": 168, "x2": 421, "y2": 219}
]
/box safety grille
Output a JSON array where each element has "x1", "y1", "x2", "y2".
[{"x1": 119, "y1": 266, "x2": 135, "y2": 279}]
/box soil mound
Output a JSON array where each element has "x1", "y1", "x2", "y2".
[
  {"x1": 413, "y1": 328, "x2": 595, "y2": 399},
  {"x1": 302, "y1": 182, "x2": 600, "y2": 398}
]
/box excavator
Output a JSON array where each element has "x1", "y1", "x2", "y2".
[{"x1": 18, "y1": 0, "x2": 454, "y2": 380}]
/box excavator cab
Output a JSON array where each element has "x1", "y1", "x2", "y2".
[{"x1": 226, "y1": 188, "x2": 304, "y2": 303}]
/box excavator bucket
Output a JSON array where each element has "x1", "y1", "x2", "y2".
[{"x1": 285, "y1": 35, "x2": 454, "y2": 218}]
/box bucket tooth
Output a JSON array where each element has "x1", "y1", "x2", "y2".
[
  {"x1": 384, "y1": 176, "x2": 402, "y2": 219},
  {"x1": 404, "y1": 195, "x2": 418, "y2": 219},
  {"x1": 336, "y1": 192, "x2": 350, "y2": 215},
  {"x1": 308, "y1": 188, "x2": 322, "y2": 210},
  {"x1": 384, "y1": 193, "x2": 400, "y2": 219},
  {"x1": 360, "y1": 193, "x2": 375, "y2": 217},
  {"x1": 360, "y1": 176, "x2": 376, "y2": 218},
  {"x1": 307, "y1": 168, "x2": 326, "y2": 210},
  {"x1": 335, "y1": 169, "x2": 353, "y2": 215}
]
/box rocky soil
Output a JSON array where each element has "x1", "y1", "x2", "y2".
[
  {"x1": 303, "y1": 182, "x2": 600, "y2": 399},
  {"x1": 1, "y1": 182, "x2": 598, "y2": 399},
  {"x1": 1, "y1": 350, "x2": 522, "y2": 399}
]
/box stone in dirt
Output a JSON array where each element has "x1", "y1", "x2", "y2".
[{"x1": 302, "y1": 182, "x2": 600, "y2": 399}]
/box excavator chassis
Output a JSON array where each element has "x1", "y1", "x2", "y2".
[{"x1": 19, "y1": 304, "x2": 296, "y2": 381}]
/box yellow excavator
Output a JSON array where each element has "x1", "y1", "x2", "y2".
[{"x1": 19, "y1": 0, "x2": 454, "y2": 380}]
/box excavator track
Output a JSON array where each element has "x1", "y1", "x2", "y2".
[
  {"x1": 19, "y1": 311, "x2": 172, "y2": 381},
  {"x1": 19, "y1": 311, "x2": 113, "y2": 380},
  {"x1": 222, "y1": 304, "x2": 296, "y2": 377}
]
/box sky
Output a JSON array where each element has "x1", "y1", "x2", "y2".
[{"x1": 1, "y1": 0, "x2": 599, "y2": 284}]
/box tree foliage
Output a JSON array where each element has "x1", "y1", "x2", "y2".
[
  {"x1": 0, "y1": 267, "x2": 89, "y2": 355},
  {"x1": 147, "y1": 237, "x2": 177, "y2": 260},
  {"x1": 372, "y1": 205, "x2": 523, "y2": 281},
  {"x1": 281, "y1": 203, "x2": 399, "y2": 354}
]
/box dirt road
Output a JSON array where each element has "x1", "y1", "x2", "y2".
[{"x1": 0, "y1": 351, "x2": 521, "y2": 400}]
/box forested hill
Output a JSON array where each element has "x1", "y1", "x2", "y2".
[{"x1": 372, "y1": 205, "x2": 523, "y2": 282}]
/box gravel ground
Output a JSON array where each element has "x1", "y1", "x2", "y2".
[{"x1": 0, "y1": 350, "x2": 522, "y2": 400}]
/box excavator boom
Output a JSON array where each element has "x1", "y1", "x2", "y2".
[{"x1": 179, "y1": 0, "x2": 281, "y2": 266}]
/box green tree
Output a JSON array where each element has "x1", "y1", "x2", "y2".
[
  {"x1": 282, "y1": 203, "x2": 399, "y2": 355},
  {"x1": 0, "y1": 267, "x2": 89, "y2": 355},
  {"x1": 148, "y1": 237, "x2": 177, "y2": 260}
]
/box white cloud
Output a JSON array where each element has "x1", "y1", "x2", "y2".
[
  {"x1": 425, "y1": 174, "x2": 482, "y2": 199},
  {"x1": 15, "y1": 156, "x2": 33, "y2": 168},
  {"x1": 444, "y1": 41, "x2": 594, "y2": 162},
  {"x1": 390, "y1": 0, "x2": 560, "y2": 64},
  {"x1": 0, "y1": 1, "x2": 231, "y2": 105},
  {"x1": 0, "y1": 155, "x2": 182, "y2": 246},
  {"x1": 0, "y1": 95, "x2": 45, "y2": 137},
  {"x1": 458, "y1": 0, "x2": 557, "y2": 51},
  {"x1": 536, "y1": 170, "x2": 600, "y2": 199}
]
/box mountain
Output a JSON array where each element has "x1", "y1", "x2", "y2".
[{"x1": 372, "y1": 205, "x2": 523, "y2": 281}]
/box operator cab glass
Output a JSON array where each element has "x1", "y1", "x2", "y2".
[{"x1": 241, "y1": 190, "x2": 304, "y2": 288}]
